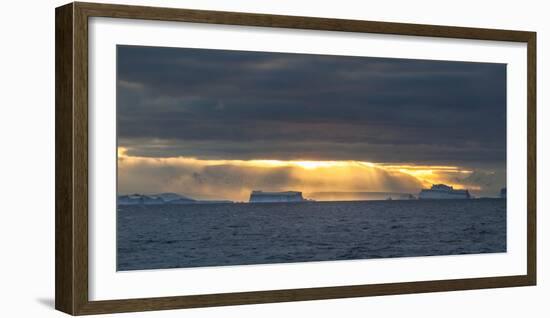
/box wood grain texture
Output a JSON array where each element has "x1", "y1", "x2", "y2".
[
  {"x1": 55, "y1": 2, "x2": 537, "y2": 315},
  {"x1": 526, "y1": 33, "x2": 537, "y2": 285},
  {"x1": 73, "y1": 2, "x2": 90, "y2": 312},
  {"x1": 75, "y1": 276, "x2": 533, "y2": 315},
  {"x1": 75, "y1": 1, "x2": 533, "y2": 42},
  {"x1": 55, "y1": 3, "x2": 75, "y2": 315}
]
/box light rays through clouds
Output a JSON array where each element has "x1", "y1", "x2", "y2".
[
  {"x1": 117, "y1": 45, "x2": 507, "y2": 200},
  {"x1": 118, "y1": 148, "x2": 501, "y2": 201}
]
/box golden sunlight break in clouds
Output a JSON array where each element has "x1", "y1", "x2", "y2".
[{"x1": 118, "y1": 147, "x2": 481, "y2": 202}]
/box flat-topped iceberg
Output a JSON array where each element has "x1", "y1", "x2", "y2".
[{"x1": 249, "y1": 190, "x2": 308, "y2": 203}]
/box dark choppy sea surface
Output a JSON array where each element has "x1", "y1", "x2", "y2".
[{"x1": 117, "y1": 199, "x2": 506, "y2": 271}]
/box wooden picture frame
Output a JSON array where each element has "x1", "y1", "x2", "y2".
[{"x1": 55, "y1": 2, "x2": 536, "y2": 315}]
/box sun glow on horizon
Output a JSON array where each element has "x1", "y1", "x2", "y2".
[{"x1": 117, "y1": 146, "x2": 483, "y2": 199}]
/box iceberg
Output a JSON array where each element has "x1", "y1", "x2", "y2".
[
  {"x1": 249, "y1": 190, "x2": 307, "y2": 203},
  {"x1": 418, "y1": 184, "x2": 471, "y2": 199}
]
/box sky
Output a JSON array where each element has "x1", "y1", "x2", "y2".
[{"x1": 117, "y1": 45, "x2": 507, "y2": 201}]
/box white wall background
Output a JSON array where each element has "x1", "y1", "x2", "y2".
[{"x1": 0, "y1": 0, "x2": 547, "y2": 316}]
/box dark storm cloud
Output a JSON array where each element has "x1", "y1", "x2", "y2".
[{"x1": 117, "y1": 45, "x2": 506, "y2": 165}]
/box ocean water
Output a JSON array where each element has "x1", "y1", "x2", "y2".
[{"x1": 117, "y1": 199, "x2": 506, "y2": 271}]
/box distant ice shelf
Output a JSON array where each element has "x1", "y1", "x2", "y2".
[{"x1": 118, "y1": 193, "x2": 232, "y2": 205}]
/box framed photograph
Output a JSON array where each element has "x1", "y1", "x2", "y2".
[{"x1": 55, "y1": 2, "x2": 536, "y2": 315}]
